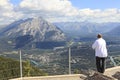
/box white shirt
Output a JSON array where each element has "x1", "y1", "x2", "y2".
[{"x1": 92, "y1": 38, "x2": 108, "y2": 57}]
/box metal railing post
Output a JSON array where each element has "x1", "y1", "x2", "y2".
[
  {"x1": 19, "y1": 50, "x2": 23, "y2": 80},
  {"x1": 69, "y1": 47, "x2": 71, "y2": 74}
]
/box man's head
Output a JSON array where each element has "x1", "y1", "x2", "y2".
[{"x1": 97, "y1": 34, "x2": 102, "y2": 38}]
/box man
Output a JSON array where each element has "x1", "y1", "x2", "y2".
[{"x1": 92, "y1": 34, "x2": 108, "y2": 73}]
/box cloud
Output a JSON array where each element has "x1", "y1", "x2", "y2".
[
  {"x1": 0, "y1": 0, "x2": 23, "y2": 25},
  {"x1": 19, "y1": 0, "x2": 78, "y2": 16},
  {"x1": 0, "y1": 0, "x2": 120, "y2": 25},
  {"x1": 0, "y1": 0, "x2": 13, "y2": 10},
  {"x1": 0, "y1": 0, "x2": 13, "y2": 18},
  {"x1": 18, "y1": 0, "x2": 120, "y2": 23},
  {"x1": 77, "y1": 8, "x2": 120, "y2": 22}
]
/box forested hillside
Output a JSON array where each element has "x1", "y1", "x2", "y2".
[{"x1": 0, "y1": 56, "x2": 47, "y2": 80}]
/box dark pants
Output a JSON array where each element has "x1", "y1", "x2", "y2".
[{"x1": 96, "y1": 57, "x2": 106, "y2": 73}]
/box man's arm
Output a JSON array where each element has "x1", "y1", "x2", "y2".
[{"x1": 92, "y1": 41, "x2": 97, "y2": 49}]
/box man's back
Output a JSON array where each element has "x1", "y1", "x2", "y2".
[{"x1": 92, "y1": 38, "x2": 108, "y2": 57}]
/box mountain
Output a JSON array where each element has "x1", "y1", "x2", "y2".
[
  {"x1": 0, "y1": 25, "x2": 7, "y2": 29},
  {"x1": 1, "y1": 17, "x2": 66, "y2": 41},
  {"x1": 0, "y1": 17, "x2": 66, "y2": 49},
  {"x1": 106, "y1": 26, "x2": 120, "y2": 36},
  {"x1": 54, "y1": 22, "x2": 120, "y2": 36}
]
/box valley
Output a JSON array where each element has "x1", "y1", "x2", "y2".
[
  {"x1": 0, "y1": 40, "x2": 120, "y2": 75},
  {"x1": 0, "y1": 17, "x2": 120, "y2": 76}
]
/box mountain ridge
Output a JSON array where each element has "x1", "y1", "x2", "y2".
[
  {"x1": 106, "y1": 26, "x2": 120, "y2": 36},
  {"x1": 1, "y1": 17, "x2": 66, "y2": 42},
  {"x1": 0, "y1": 17, "x2": 66, "y2": 49},
  {"x1": 54, "y1": 22, "x2": 120, "y2": 36}
]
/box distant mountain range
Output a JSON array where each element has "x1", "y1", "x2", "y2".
[
  {"x1": 106, "y1": 26, "x2": 120, "y2": 36},
  {"x1": 54, "y1": 22, "x2": 120, "y2": 37}
]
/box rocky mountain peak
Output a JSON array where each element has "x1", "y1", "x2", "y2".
[{"x1": 1, "y1": 17, "x2": 66, "y2": 42}]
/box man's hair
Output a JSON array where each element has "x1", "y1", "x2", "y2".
[{"x1": 97, "y1": 34, "x2": 102, "y2": 38}]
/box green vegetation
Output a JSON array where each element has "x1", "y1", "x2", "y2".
[{"x1": 0, "y1": 56, "x2": 47, "y2": 80}]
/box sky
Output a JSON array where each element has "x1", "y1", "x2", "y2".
[
  {"x1": 70, "y1": 0, "x2": 120, "y2": 9},
  {"x1": 0, "y1": 0, "x2": 120, "y2": 25}
]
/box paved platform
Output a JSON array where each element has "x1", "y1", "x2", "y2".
[
  {"x1": 10, "y1": 74, "x2": 86, "y2": 80},
  {"x1": 104, "y1": 66, "x2": 120, "y2": 79}
]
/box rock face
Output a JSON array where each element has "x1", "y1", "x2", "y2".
[
  {"x1": 1, "y1": 17, "x2": 66, "y2": 42},
  {"x1": 85, "y1": 73, "x2": 114, "y2": 80},
  {"x1": 0, "y1": 17, "x2": 66, "y2": 49},
  {"x1": 112, "y1": 72, "x2": 120, "y2": 80}
]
